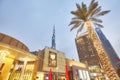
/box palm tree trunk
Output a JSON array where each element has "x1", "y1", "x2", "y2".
[{"x1": 85, "y1": 21, "x2": 119, "y2": 80}]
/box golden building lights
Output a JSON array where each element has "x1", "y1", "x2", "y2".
[{"x1": 0, "y1": 50, "x2": 10, "y2": 69}]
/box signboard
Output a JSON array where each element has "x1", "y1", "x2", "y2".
[{"x1": 48, "y1": 51, "x2": 57, "y2": 67}]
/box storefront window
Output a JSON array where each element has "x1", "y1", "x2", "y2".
[{"x1": 78, "y1": 70, "x2": 90, "y2": 80}]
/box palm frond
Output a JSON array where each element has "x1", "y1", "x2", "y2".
[
  {"x1": 77, "y1": 23, "x2": 84, "y2": 34},
  {"x1": 90, "y1": 6, "x2": 101, "y2": 17},
  {"x1": 89, "y1": 0, "x2": 95, "y2": 7},
  {"x1": 87, "y1": 0, "x2": 98, "y2": 17},
  {"x1": 82, "y1": 2, "x2": 87, "y2": 17},
  {"x1": 75, "y1": 4, "x2": 85, "y2": 20},
  {"x1": 95, "y1": 10, "x2": 111, "y2": 17},
  {"x1": 88, "y1": 0, "x2": 95, "y2": 10},
  {"x1": 72, "y1": 17, "x2": 79, "y2": 20},
  {"x1": 90, "y1": 17, "x2": 102, "y2": 23},
  {"x1": 76, "y1": 3, "x2": 82, "y2": 12},
  {"x1": 70, "y1": 22, "x2": 81, "y2": 31},
  {"x1": 71, "y1": 11, "x2": 84, "y2": 20},
  {"x1": 94, "y1": 23, "x2": 104, "y2": 28},
  {"x1": 69, "y1": 20, "x2": 82, "y2": 26},
  {"x1": 71, "y1": 11, "x2": 77, "y2": 15}
]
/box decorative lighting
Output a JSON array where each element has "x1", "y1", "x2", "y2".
[
  {"x1": 0, "y1": 50, "x2": 10, "y2": 68},
  {"x1": 0, "y1": 50, "x2": 10, "y2": 61},
  {"x1": 18, "y1": 57, "x2": 30, "y2": 62}
]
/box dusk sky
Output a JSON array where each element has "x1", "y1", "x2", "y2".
[{"x1": 0, "y1": 0, "x2": 120, "y2": 61}]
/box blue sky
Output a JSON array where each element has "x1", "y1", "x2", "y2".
[{"x1": 0, "y1": 0, "x2": 120, "y2": 61}]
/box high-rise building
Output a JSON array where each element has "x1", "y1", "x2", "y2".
[
  {"x1": 95, "y1": 28, "x2": 119, "y2": 70},
  {"x1": 75, "y1": 32, "x2": 100, "y2": 66},
  {"x1": 75, "y1": 28, "x2": 120, "y2": 79},
  {"x1": 51, "y1": 26, "x2": 56, "y2": 49},
  {"x1": 75, "y1": 32, "x2": 105, "y2": 79}
]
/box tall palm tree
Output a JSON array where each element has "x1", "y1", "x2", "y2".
[
  {"x1": 69, "y1": 0, "x2": 110, "y2": 36},
  {"x1": 69, "y1": 0, "x2": 119, "y2": 79}
]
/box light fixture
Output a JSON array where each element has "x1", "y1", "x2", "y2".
[{"x1": 0, "y1": 50, "x2": 10, "y2": 68}]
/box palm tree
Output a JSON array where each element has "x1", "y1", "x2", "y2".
[{"x1": 69, "y1": 0, "x2": 119, "y2": 79}]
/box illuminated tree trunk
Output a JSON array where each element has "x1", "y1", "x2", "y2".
[{"x1": 85, "y1": 21, "x2": 119, "y2": 80}]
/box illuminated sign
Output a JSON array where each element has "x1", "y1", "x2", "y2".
[{"x1": 48, "y1": 51, "x2": 57, "y2": 67}]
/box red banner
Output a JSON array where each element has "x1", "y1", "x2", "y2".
[
  {"x1": 65, "y1": 65, "x2": 69, "y2": 80},
  {"x1": 49, "y1": 68, "x2": 52, "y2": 80}
]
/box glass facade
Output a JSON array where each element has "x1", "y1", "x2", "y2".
[
  {"x1": 71, "y1": 67, "x2": 91, "y2": 80},
  {"x1": 95, "y1": 28, "x2": 119, "y2": 70},
  {"x1": 66, "y1": 59, "x2": 91, "y2": 80}
]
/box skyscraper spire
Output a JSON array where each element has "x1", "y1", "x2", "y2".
[{"x1": 51, "y1": 25, "x2": 56, "y2": 49}]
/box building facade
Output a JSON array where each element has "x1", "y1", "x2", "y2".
[
  {"x1": 36, "y1": 46, "x2": 66, "y2": 80},
  {"x1": 95, "y1": 28, "x2": 119, "y2": 71},
  {"x1": 0, "y1": 33, "x2": 38, "y2": 80},
  {"x1": 66, "y1": 58, "x2": 90, "y2": 80},
  {"x1": 75, "y1": 32, "x2": 105, "y2": 80},
  {"x1": 75, "y1": 32, "x2": 100, "y2": 66}
]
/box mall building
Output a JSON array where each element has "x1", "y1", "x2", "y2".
[
  {"x1": 0, "y1": 33, "x2": 90, "y2": 80},
  {"x1": 34, "y1": 46, "x2": 91, "y2": 80},
  {"x1": 0, "y1": 33, "x2": 38, "y2": 80},
  {"x1": 66, "y1": 58, "x2": 90, "y2": 80},
  {"x1": 35, "y1": 46, "x2": 66, "y2": 80}
]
